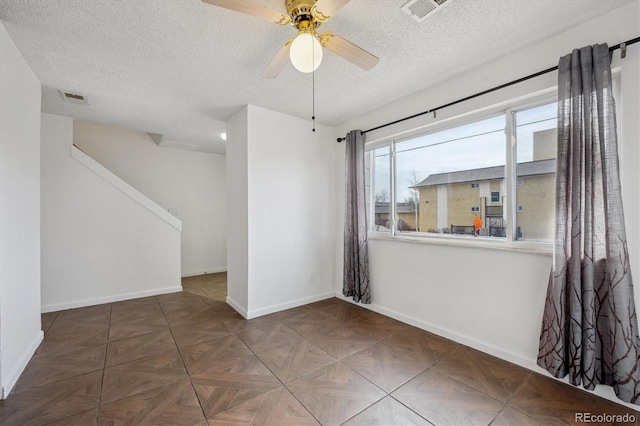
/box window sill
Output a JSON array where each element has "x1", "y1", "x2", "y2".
[{"x1": 368, "y1": 231, "x2": 553, "y2": 256}]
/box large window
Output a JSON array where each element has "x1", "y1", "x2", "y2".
[
  {"x1": 367, "y1": 97, "x2": 557, "y2": 245},
  {"x1": 514, "y1": 102, "x2": 557, "y2": 241},
  {"x1": 367, "y1": 146, "x2": 391, "y2": 231}
]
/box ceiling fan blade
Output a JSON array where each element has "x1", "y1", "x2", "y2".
[
  {"x1": 201, "y1": 0, "x2": 291, "y2": 25},
  {"x1": 319, "y1": 33, "x2": 379, "y2": 70},
  {"x1": 262, "y1": 39, "x2": 293, "y2": 79},
  {"x1": 312, "y1": 0, "x2": 350, "y2": 22}
]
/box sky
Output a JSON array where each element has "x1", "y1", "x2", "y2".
[{"x1": 373, "y1": 102, "x2": 557, "y2": 202}]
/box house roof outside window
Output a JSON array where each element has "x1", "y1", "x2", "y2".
[{"x1": 412, "y1": 158, "x2": 556, "y2": 188}]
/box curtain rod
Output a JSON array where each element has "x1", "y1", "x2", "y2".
[{"x1": 337, "y1": 36, "x2": 640, "y2": 143}]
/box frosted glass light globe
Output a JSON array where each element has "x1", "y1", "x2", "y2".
[{"x1": 289, "y1": 32, "x2": 322, "y2": 73}]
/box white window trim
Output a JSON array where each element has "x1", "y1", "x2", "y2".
[
  {"x1": 366, "y1": 90, "x2": 558, "y2": 254},
  {"x1": 369, "y1": 232, "x2": 552, "y2": 255}
]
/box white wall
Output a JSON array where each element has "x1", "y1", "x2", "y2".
[
  {"x1": 226, "y1": 107, "x2": 249, "y2": 315},
  {"x1": 334, "y1": 1, "x2": 640, "y2": 408},
  {"x1": 226, "y1": 105, "x2": 336, "y2": 318},
  {"x1": 246, "y1": 106, "x2": 336, "y2": 317},
  {"x1": 620, "y1": 41, "x2": 640, "y2": 316},
  {"x1": 41, "y1": 113, "x2": 182, "y2": 312},
  {"x1": 73, "y1": 121, "x2": 226, "y2": 277},
  {"x1": 0, "y1": 22, "x2": 42, "y2": 398}
]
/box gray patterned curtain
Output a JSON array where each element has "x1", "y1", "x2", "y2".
[
  {"x1": 538, "y1": 44, "x2": 640, "y2": 405},
  {"x1": 343, "y1": 130, "x2": 370, "y2": 304}
]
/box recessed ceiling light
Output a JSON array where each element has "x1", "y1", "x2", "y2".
[{"x1": 220, "y1": 132, "x2": 227, "y2": 141}]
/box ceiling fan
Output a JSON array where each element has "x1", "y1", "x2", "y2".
[{"x1": 201, "y1": 0, "x2": 380, "y2": 78}]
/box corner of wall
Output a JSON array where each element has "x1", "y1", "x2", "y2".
[
  {"x1": 0, "y1": 22, "x2": 43, "y2": 398},
  {"x1": 40, "y1": 113, "x2": 182, "y2": 312},
  {"x1": 1, "y1": 331, "x2": 43, "y2": 398}
]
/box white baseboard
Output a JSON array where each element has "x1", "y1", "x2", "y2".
[
  {"x1": 226, "y1": 296, "x2": 248, "y2": 319},
  {"x1": 2, "y1": 330, "x2": 43, "y2": 399},
  {"x1": 181, "y1": 267, "x2": 227, "y2": 278},
  {"x1": 246, "y1": 292, "x2": 335, "y2": 319},
  {"x1": 335, "y1": 292, "x2": 640, "y2": 411},
  {"x1": 337, "y1": 293, "x2": 534, "y2": 368},
  {"x1": 41, "y1": 286, "x2": 183, "y2": 313}
]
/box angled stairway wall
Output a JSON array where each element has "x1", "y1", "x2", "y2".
[
  {"x1": 72, "y1": 121, "x2": 227, "y2": 277},
  {"x1": 41, "y1": 113, "x2": 182, "y2": 312}
]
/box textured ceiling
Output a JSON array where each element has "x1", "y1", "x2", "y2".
[{"x1": 0, "y1": 0, "x2": 635, "y2": 154}]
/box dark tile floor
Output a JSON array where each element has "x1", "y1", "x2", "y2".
[{"x1": 1, "y1": 272, "x2": 638, "y2": 425}]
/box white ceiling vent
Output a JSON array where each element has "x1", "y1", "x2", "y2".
[
  {"x1": 58, "y1": 90, "x2": 89, "y2": 105},
  {"x1": 401, "y1": 0, "x2": 450, "y2": 23}
]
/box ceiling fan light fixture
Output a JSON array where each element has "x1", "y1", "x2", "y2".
[{"x1": 289, "y1": 31, "x2": 322, "y2": 73}]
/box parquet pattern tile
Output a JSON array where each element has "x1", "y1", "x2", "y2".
[
  {"x1": 490, "y1": 406, "x2": 543, "y2": 426},
  {"x1": 304, "y1": 324, "x2": 379, "y2": 359},
  {"x1": 46, "y1": 408, "x2": 98, "y2": 426},
  {"x1": 345, "y1": 314, "x2": 412, "y2": 341},
  {"x1": 106, "y1": 329, "x2": 177, "y2": 366},
  {"x1": 222, "y1": 312, "x2": 282, "y2": 333},
  {"x1": 0, "y1": 371, "x2": 102, "y2": 425},
  {"x1": 35, "y1": 327, "x2": 109, "y2": 357},
  {"x1": 110, "y1": 302, "x2": 163, "y2": 323},
  {"x1": 313, "y1": 301, "x2": 369, "y2": 323},
  {"x1": 163, "y1": 303, "x2": 221, "y2": 328},
  {"x1": 269, "y1": 305, "x2": 316, "y2": 321},
  {"x1": 190, "y1": 353, "x2": 281, "y2": 417},
  {"x1": 287, "y1": 361, "x2": 386, "y2": 425},
  {"x1": 158, "y1": 291, "x2": 209, "y2": 312},
  {"x1": 3, "y1": 273, "x2": 638, "y2": 426},
  {"x1": 281, "y1": 316, "x2": 340, "y2": 338},
  {"x1": 381, "y1": 327, "x2": 459, "y2": 364},
  {"x1": 235, "y1": 322, "x2": 303, "y2": 353},
  {"x1": 108, "y1": 305, "x2": 169, "y2": 341},
  {"x1": 40, "y1": 305, "x2": 110, "y2": 355},
  {"x1": 111, "y1": 295, "x2": 159, "y2": 311},
  {"x1": 171, "y1": 318, "x2": 233, "y2": 347},
  {"x1": 342, "y1": 396, "x2": 431, "y2": 425},
  {"x1": 208, "y1": 301, "x2": 246, "y2": 320},
  {"x1": 14, "y1": 344, "x2": 106, "y2": 391},
  {"x1": 47, "y1": 305, "x2": 111, "y2": 338},
  {"x1": 183, "y1": 273, "x2": 227, "y2": 302},
  {"x1": 101, "y1": 349, "x2": 188, "y2": 404},
  {"x1": 508, "y1": 373, "x2": 639, "y2": 424},
  {"x1": 208, "y1": 386, "x2": 319, "y2": 426},
  {"x1": 180, "y1": 334, "x2": 254, "y2": 374},
  {"x1": 98, "y1": 378, "x2": 205, "y2": 425},
  {"x1": 256, "y1": 337, "x2": 336, "y2": 383},
  {"x1": 342, "y1": 342, "x2": 432, "y2": 392},
  {"x1": 392, "y1": 368, "x2": 503, "y2": 425},
  {"x1": 433, "y1": 346, "x2": 529, "y2": 402},
  {"x1": 41, "y1": 311, "x2": 59, "y2": 334}
]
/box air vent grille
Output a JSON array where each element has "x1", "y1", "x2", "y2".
[
  {"x1": 401, "y1": 0, "x2": 450, "y2": 23},
  {"x1": 58, "y1": 90, "x2": 89, "y2": 105}
]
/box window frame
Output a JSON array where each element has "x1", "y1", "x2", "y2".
[{"x1": 366, "y1": 91, "x2": 558, "y2": 253}]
